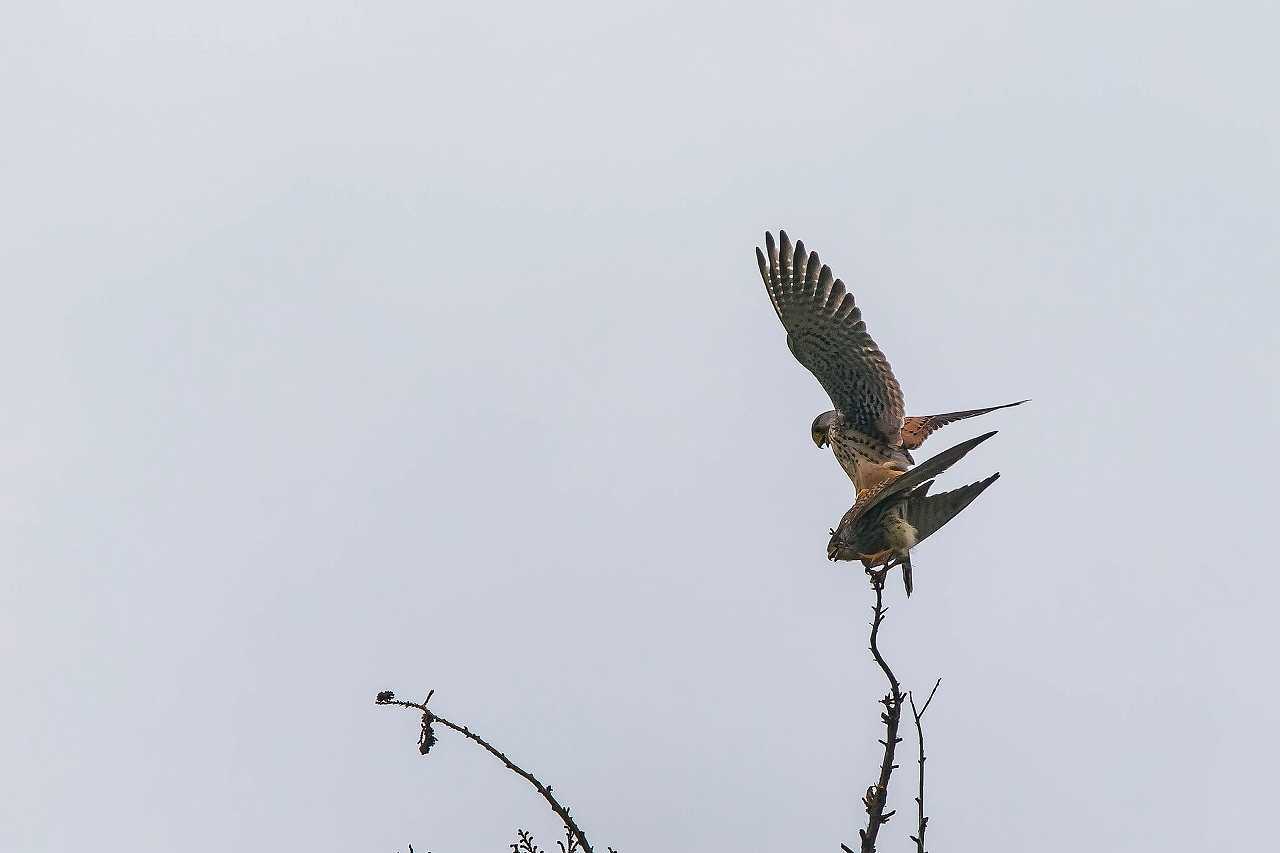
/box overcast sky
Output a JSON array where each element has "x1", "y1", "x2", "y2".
[{"x1": 4, "y1": 3, "x2": 1279, "y2": 851}]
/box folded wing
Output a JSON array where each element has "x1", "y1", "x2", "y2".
[
  {"x1": 905, "y1": 472, "x2": 1001, "y2": 544},
  {"x1": 837, "y1": 430, "x2": 998, "y2": 533}
]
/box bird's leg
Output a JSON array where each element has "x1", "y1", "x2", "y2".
[{"x1": 858, "y1": 548, "x2": 895, "y2": 567}]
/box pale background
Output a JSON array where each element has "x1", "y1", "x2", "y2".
[{"x1": 4, "y1": 3, "x2": 1278, "y2": 851}]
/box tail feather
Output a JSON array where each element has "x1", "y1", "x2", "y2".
[{"x1": 901, "y1": 553, "x2": 914, "y2": 597}]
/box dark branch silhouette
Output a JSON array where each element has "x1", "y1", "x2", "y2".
[
  {"x1": 842, "y1": 568, "x2": 904, "y2": 853},
  {"x1": 908, "y1": 679, "x2": 941, "y2": 853},
  {"x1": 375, "y1": 690, "x2": 598, "y2": 853},
  {"x1": 509, "y1": 824, "x2": 592, "y2": 853},
  {"x1": 378, "y1": 569, "x2": 946, "y2": 853}
]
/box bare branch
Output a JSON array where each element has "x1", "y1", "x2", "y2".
[
  {"x1": 512, "y1": 829, "x2": 543, "y2": 853},
  {"x1": 376, "y1": 691, "x2": 595, "y2": 853},
  {"x1": 908, "y1": 679, "x2": 941, "y2": 853},
  {"x1": 855, "y1": 568, "x2": 904, "y2": 853}
]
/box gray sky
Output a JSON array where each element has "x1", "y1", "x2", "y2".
[{"x1": 4, "y1": 2, "x2": 1279, "y2": 851}]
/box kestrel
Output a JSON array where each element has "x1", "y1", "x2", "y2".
[
  {"x1": 756, "y1": 230, "x2": 1024, "y2": 492},
  {"x1": 827, "y1": 431, "x2": 999, "y2": 595}
]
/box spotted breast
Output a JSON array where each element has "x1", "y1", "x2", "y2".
[{"x1": 829, "y1": 426, "x2": 912, "y2": 492}]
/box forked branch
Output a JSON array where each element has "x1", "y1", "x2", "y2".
[
  {"x1": 843, "y1": 568, "x2": 905, "y2": 853},
  {"x1": 908, "y1": 679, "x2": 941, "y2": 853}
]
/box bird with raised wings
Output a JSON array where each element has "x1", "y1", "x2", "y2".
[
  {"x1": 826, "y1": 432, "x2": 1000, "y2": 595},
  {"x1": 755, "y1": 230, "x2": 1024, "y2": 492}
]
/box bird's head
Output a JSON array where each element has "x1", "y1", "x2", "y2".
[
  {"x1": 827, "y1": 531, "x2": 854, "y2": 561},
  {"x1": 811, "y1": 410, "x2": 838, "y2": 449}
]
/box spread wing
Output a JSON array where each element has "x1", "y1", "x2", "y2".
[
  {"x1": 905, "y1": 472, "x2": 1000, "y2": 544},
  {"x1": 837, "y1": 431, "x2": 998, "y2": 532},
  {"x1": 901, "y1": 401, "x2": 1028, "y2": 450},
  {"x1": 756, "y1": 231, "x2": 905, "y2": 444}
]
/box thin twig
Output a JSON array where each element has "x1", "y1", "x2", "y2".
[
  {"x1": 377, "y1": 692, "x2": 595, "y2": 853},
  {"x1": 908, "y1": 679, "x2": 941, "y2": 853},
  {"x1": 854, "y1": 568, "x2": 904, "y2": 853}
]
